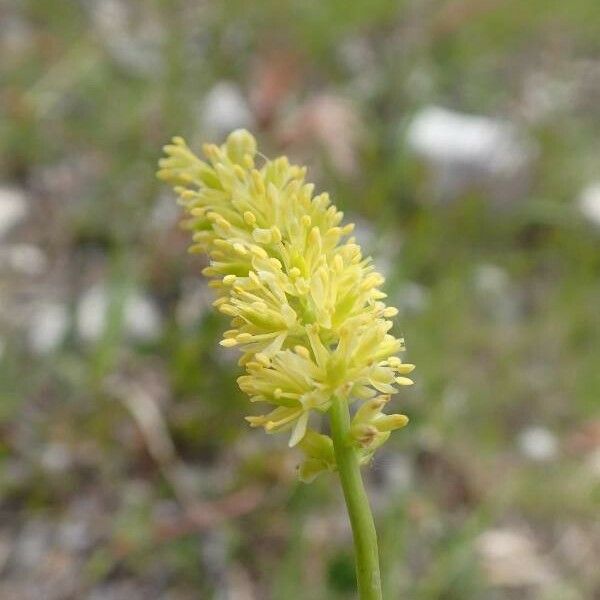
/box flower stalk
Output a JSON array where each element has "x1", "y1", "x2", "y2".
[{"x1": 330, "y1": 395, "x2": 382, "y2": 600}]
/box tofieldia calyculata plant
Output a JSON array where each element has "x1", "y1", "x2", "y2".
[{"x1": 158, "y1": 130, "x2": 414, "y2": 599}]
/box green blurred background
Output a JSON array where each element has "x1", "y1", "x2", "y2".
[{"x1": 1, "y1": 1, "x2": 599, "y2": 598}]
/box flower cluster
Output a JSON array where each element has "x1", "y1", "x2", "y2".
[{"x1": 158, "y1": 130, "x2": 413, "y2": 481}]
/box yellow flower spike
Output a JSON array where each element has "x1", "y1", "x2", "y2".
[
  {"x1": 158, "y1": 129, "x2": 417, "y2": 597},
  {"x1": 158, "y1": 128, "x2": 414, "y2": 459}
]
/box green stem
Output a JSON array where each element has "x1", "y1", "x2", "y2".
[{"x1": 329, "y1": 396, "x2": 383, "y2": 600}]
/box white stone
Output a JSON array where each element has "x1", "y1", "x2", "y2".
[
  {"x1": 407, "y1": 106, "x2": 524, "y2": 172},
  {"x1": 123, "y1": 292, "x2": 162, "y2": 342},
  {"x1": 474, "y1": 264, "x2": 510, "y2": 295},
  {"x1": 518, "y1": 426, "x2": 558, "y2": 461},
  {"x1": 90, "y1": 0, "x2": 164, "y2": 77},
  {"x1": 578, "y1": 183, "x2": 600, "y2": 227},
  {"x1": 406, "y1": 106, "x2": 535, "y2": 201},
  {"x1": 149, "y1": 192, "x2": 180, "y2": 231},
  {"x1": 4, "y1": 244, "x2": 47, "y2": 275},
  {"x1": 77, "y1": 284, "x2": 162, "y2": 343},
  {"x1": 477, "y1": 528, "x2": 555, "y2": 587},
  {"x1": 201, "y1": 82, "x2": 253, "y2": 139},
  {"x1": 76, "y1": 284, "x2": 108, "y2": 343},
  {"x1": 0, "y1": 186, "x2": 28, "y2": 239},
  {"x1": 28, "y1": 302, "x2": 69, "y2": 354}
]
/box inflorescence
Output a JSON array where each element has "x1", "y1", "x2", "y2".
[{"x1": 158, "y1": 130, "x2": 414, "y2": 482}]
